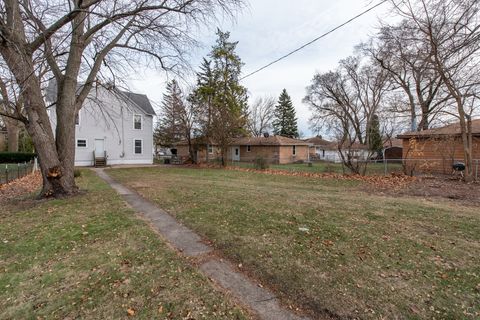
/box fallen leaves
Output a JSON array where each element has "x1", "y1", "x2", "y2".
[
  {"x1": 126, "y1": 307, "x2": 135, "y2": 316},
  {"x1": 0, "y1": 171, "x2": 41, "y2": 203},
  {"x1": 226, "y1": 166, "x2": 416, "y2": 188}
]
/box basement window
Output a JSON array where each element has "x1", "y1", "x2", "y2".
[
  {"x1": 76, "y1": 139, "x2": 87, "y2": 148},
  {"x1": 247, "y1": 145, "x2": 251, "y2": 152}
]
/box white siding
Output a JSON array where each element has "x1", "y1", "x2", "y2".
[{"x1": 49, "y1": 87, "x2": 154, "y2": 166}]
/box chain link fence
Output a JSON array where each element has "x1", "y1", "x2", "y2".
[{"x1": 0, "y1": 159, "x2": 38, "y2": 185}]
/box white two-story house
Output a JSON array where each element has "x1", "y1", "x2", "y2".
[{"x1": 47, "y1": 83, "x2": 155, "y2": 166}]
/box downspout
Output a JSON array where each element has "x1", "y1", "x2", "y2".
[{"x1": 120, "y1": 104, "x2": 125, "y2": 158}]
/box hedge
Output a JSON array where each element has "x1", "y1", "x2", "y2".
[{"x1": 0, "y1": 152, "x2": 37, "y2": 164}]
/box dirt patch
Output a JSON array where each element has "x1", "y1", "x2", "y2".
[
  {"x1": 379, "y1": 176, "x2": 480, "y2": 206},
  {"x1": 0, "y1": 172, "x2": 41, "y2": 203}
]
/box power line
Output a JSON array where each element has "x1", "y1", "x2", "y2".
[{"x1": 240, "y1": 0, "x2": 388, "y2": 80}]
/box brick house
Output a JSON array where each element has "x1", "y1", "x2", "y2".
[
  {"x1": 397, "y1": 119, "x2": 480, "y2": 174},
  {"x1": 174, "y1": 135, "x2": 312, "y2": 164}
]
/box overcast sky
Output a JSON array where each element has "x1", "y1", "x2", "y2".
[{"x1": 128, "y1": 0, "x2": 395, "y2": 138}]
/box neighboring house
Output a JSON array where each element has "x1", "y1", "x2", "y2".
[
  {"x1": 383, "y1": 138, "x2": 403, "y2": 161},
  {"x1": 397, "y1": 119, "x2": 480, "y2": 174},
  {"x1": 229, "y1": 136, "x2": 311, "y2": 164},
  {"x1": 174, "y1": 135, "x2": 312, "y2": 164},
  {"x1": 304, "y1": 136, "x2": 337, "y2": 161},
  {"x1": 173, "y1": 137, "x2": 222, "y2": 164},
  {"x1": 304, "y1": 137, "x2": 370, "y2": 163},
  {"x1": 47, "y1": 84, "x2": 155, "y2": 166}
]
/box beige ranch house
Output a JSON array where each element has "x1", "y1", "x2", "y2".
[{"x1": 174, "y1": 135, "x2": 312, "y2": 164}]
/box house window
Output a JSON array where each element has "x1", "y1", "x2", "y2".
[
  {"x1": 322, "y1": 150, "x2": 325, "y2": 157},
  {"x1": 208, "y1": 144, "x2": 213, "y2": 154},
  {"x1": 292, "y1": 145, "x2": 296, "y2": 155},
  {"x1": 76, "y1": 139, "x2": 87, "y2": 148},
  {"x1": 133, "y1": 114, "x2": 142, "y2": 130},
  {"x1": 75, "y1": 113, "x2": 80, "y2": 125},
  {"x1": 134, "y1": 139, "x2": 142, "y2": 154},
  {"x1": 247, "y1": 145, "x2": 251, "y2": 152}
]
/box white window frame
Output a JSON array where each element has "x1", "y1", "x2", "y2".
[
  {"x1": 247, "y1": 145, "x2": 251, "y2": 152},
  {"x1": 292, "y1": 145, "x2": 296, "y2": 155},
  {"x1": 76, "y1": 138, "x2": 88, "y2": 148},
  {"x1": 133, "y1": 139, "x2": 143, "y2": 155},
  {"x1": 133, "y1": 114, "x2": 143, "y2": 130},
  {"x1": 208, "y1": 144, "x2": 213, "y2": 154}
]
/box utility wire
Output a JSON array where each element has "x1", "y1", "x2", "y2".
[{"x1": 240, "y1": 0, "x2": 388, "y2": 80}]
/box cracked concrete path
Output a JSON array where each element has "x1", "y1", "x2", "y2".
[{"x1": 94, "y1": 168, "x2": 309, "y2": 320}]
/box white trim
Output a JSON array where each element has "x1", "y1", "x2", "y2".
[
  {"x1": 76, "y1": 138, "x2": 88, "y2": 148},
  {"x1": 134, "y1": 139, "x2": 143, "y2": 154},
  {"x1": 133, "y1": 114, "x2": 143, "y2": 130}
]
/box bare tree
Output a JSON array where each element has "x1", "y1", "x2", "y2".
[
  {"x1": 247, "y1": 96, "x2": 275, "y2": 137},
  {"x1": 0, "y1": 74, "x2": 24, "y2": 152},
  {"x1": 155, "y1": 80, "x2": 186, "y2": 147},
  {"x1": 305, "y1": 55, "x2": 391, "y2": 174},
  {"x1": 390, "y1": 0, "x2": 480, "y2": 180},
  {"x1": 362, "y1": 20, "x2": 450, "y2": 131},
  {"x1": 0, "y1": 0, "x2": 244, "y2": 196}
]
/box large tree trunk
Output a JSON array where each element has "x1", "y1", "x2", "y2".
[
  {"x1": 4, "y1": 117, "x2": 20, "y2": 152},
  {"x1": 0, "y1": 41, "x2": 77, "y2": 197}
]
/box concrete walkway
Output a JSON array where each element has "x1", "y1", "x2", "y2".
[{"x1": 94, "y1": 168, "x2": 309, "y2": 320}]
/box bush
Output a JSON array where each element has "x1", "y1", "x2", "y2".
[
  {"x1": 0, "y1": 152, "x2": 37, "y2": 164},
  {"x1": 254, "y1": 156, "x2": 269, "y2": 170}
]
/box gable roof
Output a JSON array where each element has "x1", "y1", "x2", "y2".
[
  {"x1": 45, "y1": 80, "x2": 155, "y2": 116},
  {"x1": 233, "y1": 136, "x2": 312, "y2": 146},
  {"x1": 397, "y1": 119, "x2": 480, "y2": 138},
  {"x1": 120, "y1": 91, "x2": 156, "y2": 116},
  {"x1": 304, "y1": 136, "x2": 332, "y2": 146}
]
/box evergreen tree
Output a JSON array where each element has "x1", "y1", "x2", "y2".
[
  {"x1": 191, "y1": 29, "x2": 248, "y2": 165},
  {"x1": 155, "y1": 80, "x2": 185, "y2": 147},
  {"x1": 190, "y1": 58, "x2": 215, "y2": 138},
  {"x1": 272, "y1": 89, "x2": 298, "y2": 138},
  {"x1": 367, "y1": 114, "x2": 383, "y2": 156}
]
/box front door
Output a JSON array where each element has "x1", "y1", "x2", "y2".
[
  {"x1": 232, "y1": 146, "x2": 240, "y2": 161},
  {"x1": 94, "y1": 139, "x2": 105, "y2": 158}
]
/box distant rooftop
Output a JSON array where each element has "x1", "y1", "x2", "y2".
[{"x1": 233, "y1": 135, "x2": 312, "y2": 146}]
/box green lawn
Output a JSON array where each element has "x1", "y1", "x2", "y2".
[
  {"x1": 109, "y1": 167, "x2": 480, "y2": 320},
  {"x1": 230, "y1": 160, "x2": 403, "y2": 175},
  {"x1": 0, "y1": 170, "x2": 249, "y2": 319}
]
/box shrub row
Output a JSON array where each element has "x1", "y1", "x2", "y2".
[{"x1": 0, "y1": 152, "x2": 37, "y2": 164}]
